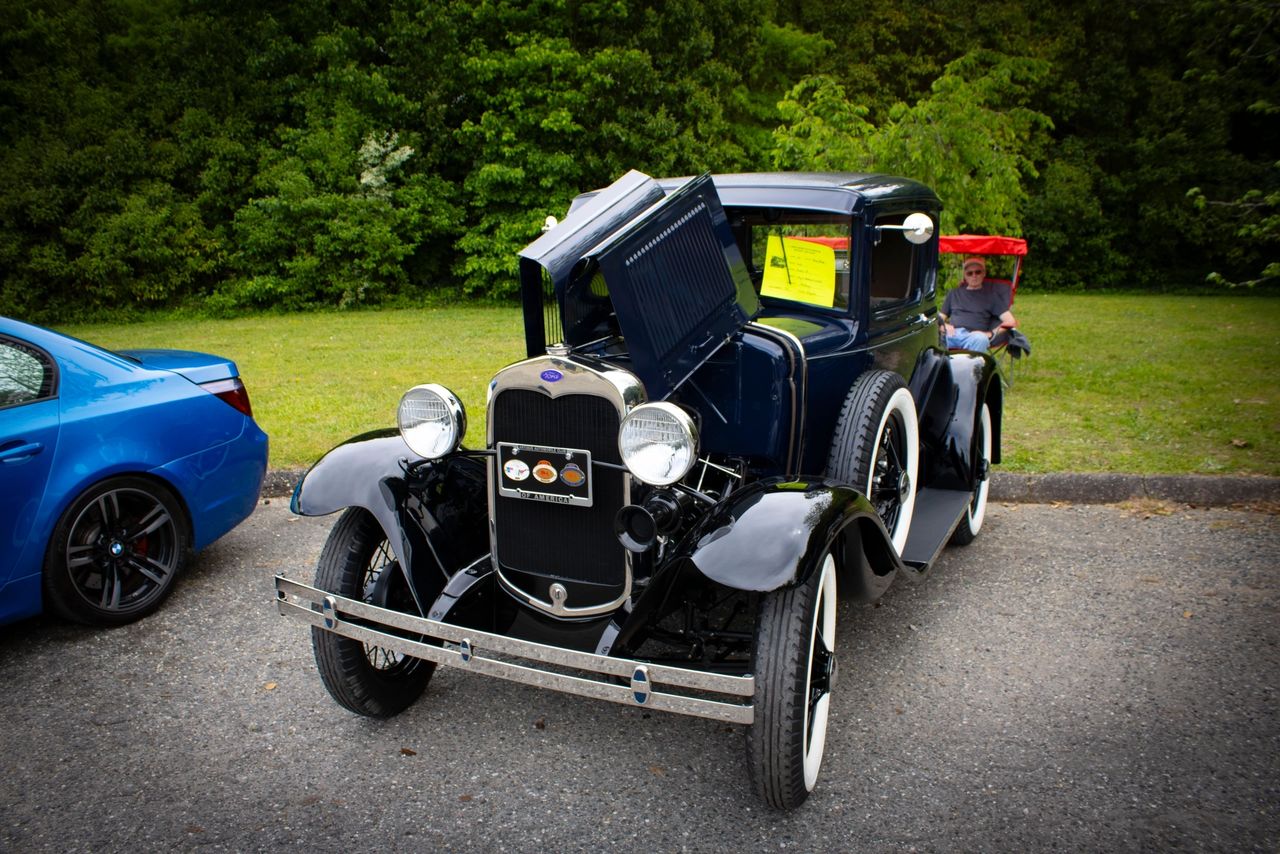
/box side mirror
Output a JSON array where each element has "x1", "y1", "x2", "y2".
[{"x1": 878, "y1": 212, "x2": 935, "y2": 245}]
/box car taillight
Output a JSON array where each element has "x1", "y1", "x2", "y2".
[{"x1": 199, "y1": 377, "x2": 253, "y2": 417}]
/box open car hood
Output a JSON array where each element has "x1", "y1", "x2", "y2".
[{"x1": 519, "y1": 171, "x2": 758, "y2": 400}]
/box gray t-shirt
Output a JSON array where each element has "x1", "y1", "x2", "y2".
[{"x1": 942, "y1": 284, "x2": 1009, "y2": 331}]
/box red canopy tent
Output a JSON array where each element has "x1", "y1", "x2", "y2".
[{"x1": 938, "y1": 235, "x2": 1027, "y2": 257}]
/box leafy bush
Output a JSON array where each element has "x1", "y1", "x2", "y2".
[
  {"x1": 219, "y1": 120, "x2": 458, "y2": 313},
  {"x1": 0, "y1": 0, "x2": 1275, "y2": 316}
]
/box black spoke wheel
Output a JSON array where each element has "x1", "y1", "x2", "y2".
[
  {"x1": 747, "y1": 552, "x2": 839, "y2": 810},
  {"x1": 311, "y1": 508, "x2": 434, "y2": 718},
  {"x1": 827, "y1": 370, "x2": 920, "y2": 555},
  {"x1": 43, "y1": 476, "x2": 189, "y2": 626},
  {"x1": 951, "y1": 402, "x2": 992, "y2": 546},
  {"x1": 870, "y1": 412, "x2": 909, "y2": 531}
]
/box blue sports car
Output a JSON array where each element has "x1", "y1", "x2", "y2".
[{"x1": 0, "y1": 317, "x2": 268, "y2": 626}]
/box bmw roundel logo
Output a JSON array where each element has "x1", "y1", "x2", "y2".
[{"x1": 540, "y1": 369, "x2": 563, "y2": 383}]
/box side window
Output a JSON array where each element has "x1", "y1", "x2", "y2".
[
  {"x1": 0, "y1": 338, "x2": 55, "y2": 408},
  {"x1": 869, "y1": 213, "x2": 921, "y2": 309}
]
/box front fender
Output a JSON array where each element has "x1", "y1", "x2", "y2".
[
  {"x1": 915, "y1": 351, "x2": 998, "y2": 491},
  {"x1": 290, "y1": 428, "x2": 419, "y2": 526},
  {"x1": 291, "y1": 429, "x2": 488, "y2": 603},
  {"x1": 942, "y1": 353, "x2": 999, "y2": 487},
  {"x1": 676, "y1": 477, "x2": 904, "y2": 595}
]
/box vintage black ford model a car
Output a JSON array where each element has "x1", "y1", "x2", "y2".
[{"x1": 274, "y1": 171, "x2": 1002, "y2": 809}]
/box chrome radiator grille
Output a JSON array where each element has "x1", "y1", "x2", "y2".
[{"x1": 490, "y1": 387, "x2": 627, "y2": 590}]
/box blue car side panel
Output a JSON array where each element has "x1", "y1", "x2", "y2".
[
  {"x1": 677, "y1": 477, "x2": 902, "y2": 593},
  {"x1": 0, "y1": 317, "x2": 269, "y2": 624},
  {"x1": 42, "y1": 354, "x2": 263, "y2": 550},
  {"x1": 0, "y1": 398, "x2": 59, "y2": 603},
  {"x1": 155, "y1": 426, "x2": 268, "y2": 550},
  {"x1": 0, "y1": 573, "x2": 42, "y2": 625}
]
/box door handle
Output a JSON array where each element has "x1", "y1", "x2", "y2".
[{"x1": 0, "y1": 442, "x2": 44, "y2": 463}]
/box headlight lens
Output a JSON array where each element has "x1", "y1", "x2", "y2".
[
  {"x1": 618, "y1": 402, "x2": 698, "y2": 486},
  {"x1": 397, "y1": 384, "x2": 466, "y2": 459}
]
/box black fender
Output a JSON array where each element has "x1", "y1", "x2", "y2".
[
  {"x1": 673, "y1": 476, "x2": 905, "y2": 597},
  {"x1": 911, "y1": 349, "x2": 1000, "y2": 492},
  {"x1": 606, "y1": 477, "x2": 906, "y2": 656},
  {"x1": 291, "y1": 428, "x2": 489, "y2": 608}
]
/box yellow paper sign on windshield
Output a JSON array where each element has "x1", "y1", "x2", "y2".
[{"x1": 760, "y1": 235, "x2": 836, "y2": 307}]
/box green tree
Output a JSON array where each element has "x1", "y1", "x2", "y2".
[
  {"x1": 772, "y1": 52, "x2": 1052, "y2": 236},
  {"x1": 1019, "y1": 0, "x2": 1277, "y2": 290},
  {"x1": 2, "y1": 0, "x2": 1273, "y2": 315},
  {"x1": 218, "y1": 12, "x2": 461, "y2": 311},
  {"x1": 224, "y1": 117, "x2": 457, "y2": 311},
  {"x1": 446, "y1": 0, "x2": 830, "y2": 297},
  {"x1": 0, "y1": 1, "x2": 293, "y2": 317},
  {"x1": 1188, "y1": 161, "x2": 1280, "y2": 288}
]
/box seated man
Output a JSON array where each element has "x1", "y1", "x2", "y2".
[{"x1": 940, "y1": 256, "x2": 1017, "y2": 352}]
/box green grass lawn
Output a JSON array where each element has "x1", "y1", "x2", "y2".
[
  {"x1": 1002, "y1": 294, "x2": 1278, "y2": 475},
  {"x1": 61, "y1": 307, "x2": 527, "y2": 469},
  {"x1": 58, "y1": 294, "x2": 1279, "y2": 476}
]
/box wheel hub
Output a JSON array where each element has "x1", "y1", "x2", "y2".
[{"x1": 109, "y1": 541, "x2": 124, "y2": 558}]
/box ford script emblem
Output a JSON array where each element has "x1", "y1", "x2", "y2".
[{"x1": 540, "y1": 369, "x2": 563, "y2": 383}]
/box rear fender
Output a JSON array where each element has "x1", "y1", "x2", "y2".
[
  {"x1": 674, "y1": 477, "x2": 904, "y2": 595},
  {"x1": 912, "y1": 350, "x2": 999, "y2": 491},
  {"x1": 291, "y1": 429, "x2": 489, "y2": 606}
]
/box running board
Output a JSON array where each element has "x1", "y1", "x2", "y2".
[{"x1": 900, "y1": 488, "x2": 972, "y2": 569}]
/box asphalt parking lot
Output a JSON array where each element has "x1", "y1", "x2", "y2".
[{"x1": 1, "y1": 499, "x2": 1277, "y2": 852}]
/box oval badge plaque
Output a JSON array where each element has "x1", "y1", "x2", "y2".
[
  {"x1": 540, "y1": 369, "x2": 563, "y2": 383},
  {"x1": 560, "y1": 463, "x2": 585, "y2": 488},
  {"x1": 631, "y1": 666, "x2": 651, "y2": 705}
]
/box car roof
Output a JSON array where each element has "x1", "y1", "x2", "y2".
[
  {"x1": 572, "y1": 172, "x2": 940, "y2": 216},
  {"x1": 660, "y1": 171, "x2": 931, "y2": 193}
]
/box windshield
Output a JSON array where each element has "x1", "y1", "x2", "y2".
[{"x1": 732, "y1": 211, "x2": 852, "y2": 311}]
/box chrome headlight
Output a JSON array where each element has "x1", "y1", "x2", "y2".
[
  {"x1": 618, "y1": 402, "x2": 698, "y2": 486},
  {"x1": 397, "y1": 384, "x2": 466, "y2": 459}
]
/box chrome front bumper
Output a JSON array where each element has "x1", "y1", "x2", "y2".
[{"x1": 274, "y1": 576, "x2": 755, "y2": 725}]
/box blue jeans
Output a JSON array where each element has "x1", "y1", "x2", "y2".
[{"x1": 946, "y1": 329, "x2": 990, "y2": 352}]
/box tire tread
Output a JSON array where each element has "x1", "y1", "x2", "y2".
[
  {"x1": 747, "y1": 570, "x2": 821, "y2": 809},
  {"x1": 311, "y1": 508, "x2": 433, "y2": 718},
  {"x1": 826, "y1": 370, "x2": 905, "y2": 488}
]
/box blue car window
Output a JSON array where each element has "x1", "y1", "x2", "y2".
[{"x1": 0, "y1": 338, "x2": 54, "y2": 407}]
